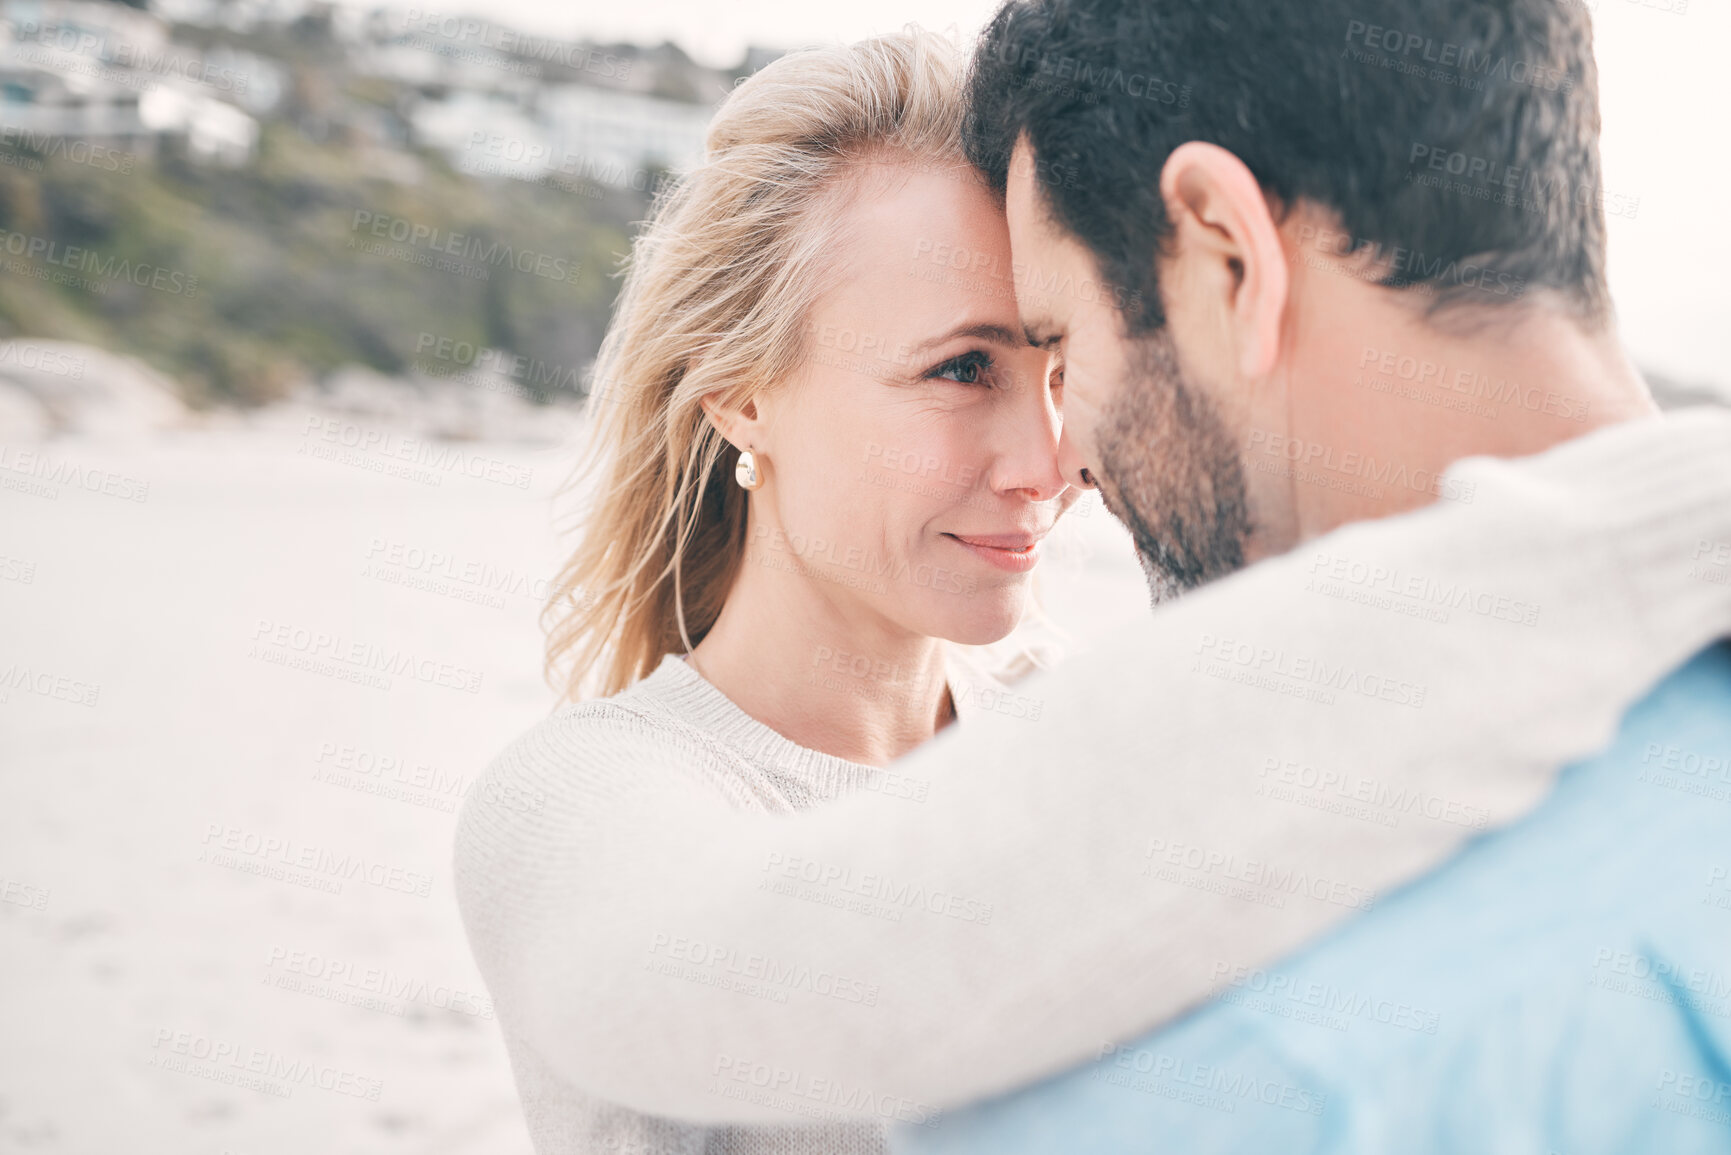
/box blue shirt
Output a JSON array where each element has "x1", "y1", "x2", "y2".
[{"x1": 895, "y1": 642, "x2": 1731, "y2": 1155}]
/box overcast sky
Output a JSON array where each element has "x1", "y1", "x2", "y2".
[{"x1": 366, "y1": 0, "x2": 1728, "y2": 389}]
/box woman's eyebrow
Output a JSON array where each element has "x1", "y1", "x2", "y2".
[{"x1": 909, "y1": 322, "x2": 1026, "y2": 356}]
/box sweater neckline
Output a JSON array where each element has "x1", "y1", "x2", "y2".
[{"x1": 625, "y1": 649, "x2": 978, "y2": 782}]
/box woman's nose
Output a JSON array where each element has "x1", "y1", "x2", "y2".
[{"x1": 986, "y1": 379, "x2": 1070, "y2": 502}]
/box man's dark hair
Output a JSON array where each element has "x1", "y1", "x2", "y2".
[{"x1": 964, "y1": 0, "x2": 1609, "y2": 332}]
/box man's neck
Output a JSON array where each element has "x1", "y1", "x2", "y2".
[{"x1": 1288, "y1": 304, "x2": 1659, "y2": 540}]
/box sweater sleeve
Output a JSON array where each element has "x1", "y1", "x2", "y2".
[{"x1": 454, "y1": 409, "x2": 1731, "y2": 1126}]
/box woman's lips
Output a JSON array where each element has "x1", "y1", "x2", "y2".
[{"x1": 943, "y1": 532, "x2": 1044, "y2": 574}]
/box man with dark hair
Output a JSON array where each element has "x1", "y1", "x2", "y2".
[
  {"x1": 884, "y1": 0, "x2": 1731, "y2": 1150},
  {"x1": 963, "y1": 0, "x2": 1626, "y2": 602}
]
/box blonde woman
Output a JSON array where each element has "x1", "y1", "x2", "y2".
[
  {"x1": 548, "y1": 41, "x2": 1072, "y2": 760},
  {"x1": 453, "y1": 27, "x2": 1731, "y2": 1155},
  {"x1": 470, "y1": 29, "x2": 1068, "y2": 1155}
]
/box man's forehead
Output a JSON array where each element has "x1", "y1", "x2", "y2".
[
  {"x1": 1009, "y1": 251, "x2": 1071, "y2": 350},
  {"x1": 1004, "y1": 138, "x2": 1048, "y2": 229},
  {"x1": 1004, "y1": 141, "x2": 1069, "y2": 348}
]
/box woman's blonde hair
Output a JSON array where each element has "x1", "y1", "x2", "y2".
[{"x1": 544, "y1": 28, "x2": 975, "y2": 701}]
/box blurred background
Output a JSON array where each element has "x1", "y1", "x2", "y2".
[{"x1": 0, "y1": 0, "x2": 1725, "y2": 1151}]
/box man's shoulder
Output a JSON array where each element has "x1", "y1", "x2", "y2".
[
  {"x1": 1613, "y1": 638, "x2": 1731, "y2": 747},
  {"x1": 1585, "y1": 638, "x2": 1731, "y2": 816}
]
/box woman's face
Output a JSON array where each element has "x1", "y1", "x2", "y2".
[{"x1": 748, "y1": 161, "x2": 1075, "y2": 645}]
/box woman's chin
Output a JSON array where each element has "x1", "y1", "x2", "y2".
[{"x1": 926, "y1": 591, "x2": 1031, "y2": 646}]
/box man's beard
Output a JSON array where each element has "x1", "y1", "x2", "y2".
[{"x1": 1092, "y1": 327, "x2": 1253, "y2": 606}]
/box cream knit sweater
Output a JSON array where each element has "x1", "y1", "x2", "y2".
[
  {"x1": 455, "y1": 410, "x2": 1731, "y2": 1152},
  {"x1": 475, "y1": 646, "x2": 1005, "y2": 1154}
]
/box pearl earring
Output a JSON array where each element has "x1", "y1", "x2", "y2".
[{"x1": 735, "y1": 448, "x2": 764, "y2": 490}]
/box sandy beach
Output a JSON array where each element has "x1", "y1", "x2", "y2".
[{"x1": 0, "y1": 404, "x2": 1148, "y2": 1153}]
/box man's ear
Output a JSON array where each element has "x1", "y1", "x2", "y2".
[
  {"x1": 698, "y1": 391, "x2": 766, "y2": 452},
  {"x1": 1158, "y1": 142, "x2": 1288, "y2": 379}
]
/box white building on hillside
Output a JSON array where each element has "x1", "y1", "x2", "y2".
[
  {"x1": 537, "y1": 84, "x2": 709, "y2": 186},
  {"x1": 410, "y1": 81, "x2": 712, "y2": 191}
]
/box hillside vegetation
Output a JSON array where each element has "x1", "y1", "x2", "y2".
[{"x1": 0, "y1": 17, "x2": 650, "y2": 406}]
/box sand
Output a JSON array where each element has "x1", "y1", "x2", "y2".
[{"x1": 0, "y1": 410, "x2": 1148, "y2": 1152}]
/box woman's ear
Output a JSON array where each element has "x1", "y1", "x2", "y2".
[
  {"x1": 1158, "y1": 141, "x2": 1289, "y2": 380},
  {"x1": 698, "y1": 391, "x2": 765, "y2": 452}
]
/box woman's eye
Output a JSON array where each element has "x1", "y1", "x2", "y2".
[{"x1": 928, "y1": 351, "x2": 991, "y2": 385}]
